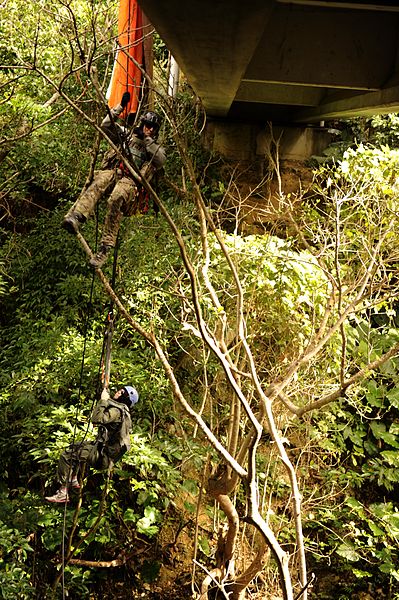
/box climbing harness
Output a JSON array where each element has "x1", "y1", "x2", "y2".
[{"x1": 137, "y1": 185, "x2": 150, "y2": 213}]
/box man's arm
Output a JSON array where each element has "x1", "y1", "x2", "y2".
[
  {"x1": 91, "y1": 390, "x2": 122, "y2": 425},
  {"x1": 101, "y1": 104, "x2": 124, "y2": 130},
  {"x1": 143, "y1": 136, "x2": 166, "y2": 170},
  {"x1": 100, "y1": 105, "x2": 125, "y2": 147},
  {"x1": 100, "y1": 92, "x2": 131, "y2": 147}
]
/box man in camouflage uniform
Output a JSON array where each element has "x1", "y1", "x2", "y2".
[
  {"x1": 62, "y1": 91, "x2": 166, "y2": 268},
  {"x1": 45, "y1": 385, "x2": 138, "y2": 503}
]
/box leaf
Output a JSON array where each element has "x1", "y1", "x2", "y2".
[
  {"x1": 198, "y1": 536, "x2": 212, "y2": 557},
  {"x1": 380, "y1": 450, "x2": 399, "y2": 467},
  {"x1": 379, "y1": 562, "x2": 398, "y2": 576},
  {"x1": 123, "y1": 508, "x2": 138, "y2": 523},
  {"x1": 370, "y1": 421, "x2": 386, "y2": 439},
  {"x1": 340, "y1": 161, "x2": 350, "y2": 174},
  {"x1": 365, "y1": 380, "x2": 385, "y2": 407},
  {"x1": 368, "y1": 522, "x2": 385, "y2": 537},
  {"x1": 336, "y1": 542, "x2": 361, "y2": 562},
  {"x1": 41, "y1": 528, "x2": 63, "y2": 552},
  {"x1": 346, "y1": 497, "x2": 362, "y2": 509},
  {"x1": 136, "y1": 506, "x2": 161, "y2": 537},
  {"x1": 386, "y1": 388, "x2": 399, "y2": 408},
  {"x1": 182, "y1": 479, "x2": 198, "y2": 494},
  {"x1": 352, "y1": 568, "x2": 373, "y2": 579},
  {"x1": 386, "y1": 513, "x2": 399, "y2": 536},
  {"x1": 183, "y1": 501, "x2": 196, "y2": 513}
]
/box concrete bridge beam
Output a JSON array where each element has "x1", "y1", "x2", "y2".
[{"x1": 138, "y1": 0, "x2": 399, "y2": 124}]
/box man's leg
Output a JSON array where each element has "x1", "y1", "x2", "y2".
[
  {"x1": 90, "y1": 176, "x2": 137, "y2": 268},
  {"x1": 63, "y1": 170, "x2": 116, "y2": 234},
  {"x1": 45, "y1": 442, "x2": 93, "y2": 503}
]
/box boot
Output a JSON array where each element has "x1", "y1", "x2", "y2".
[
  {"x1": 45, "y1": 486, "x2": 69, "y2": 503},
  {"x1": 62, "y1": 211, "x2": 86, "y2": 234},
  {"x1": 69, "y1": 476, "x2": 80, "y2": 490},
  {"x1": 89, "y1": 244, "x2": 113, "y2": 269}
]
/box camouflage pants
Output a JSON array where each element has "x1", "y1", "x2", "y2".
[
  {"x1": 57, "y1": 440, "x2": 113, "y2": 485},
  {"x1": 66, "y1": 169, "x2": 139, "y2": 247},
  {"x1": 102, "y1": 176, "x2": 138, "y2": 246},
  {"x1": 65, "y1": 162, "x2": 156, "y2": 247},
  {"x1": 66, "y1": 169, "x2": 116, "y2": 221}
]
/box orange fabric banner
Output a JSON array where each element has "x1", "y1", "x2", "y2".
[{"x1": 107, "y1": 0, "x2": 144, "y2": 116}]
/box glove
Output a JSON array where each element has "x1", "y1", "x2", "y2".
[
  {"x1": 133, "y1": 125, "x2": 144, "y2": 140},
  {"x1": 101, "y1": 388, "x2": 110, "y2": 401},
  {"x1": 121, "y1": 91, "x2": 131, "y2": 108}
]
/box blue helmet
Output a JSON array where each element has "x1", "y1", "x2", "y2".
[{"x1": 121, "y1": 385, "x2": 139, "y2": 407}]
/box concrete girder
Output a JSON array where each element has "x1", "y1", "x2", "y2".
[
  {"x1": 293, "y1": 84, "x2": 399, "y2": 122},
  {"x1": 237, "y1": 82, "x2": 326, "y2": 107},
  {"x1": 138, "y1": 0, "x2": 399, "y2": 123},
  {"x1": 137, "y1": 0, "x2": 275, "y2": 117},
  {"x1": 277, "y1": 1, "x2": 399, "y2": 11},
  {"x1": 245, "y1": 5, "x2": 397, "y2": 91}
]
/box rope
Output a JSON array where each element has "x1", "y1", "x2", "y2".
[
  {"x1": 59, "y1": 266, "x2": 96, "y2": 600},
  {"x1": 100, "y1": 236, "x2": 119, "y2": 392},
  {"x1": 57, "y1": 230, "x2": 120, "y2": 599}
]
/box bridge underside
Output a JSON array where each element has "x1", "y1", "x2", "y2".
[{"x1": 138, "y1": 0, "x2": 399, "y2": 124}]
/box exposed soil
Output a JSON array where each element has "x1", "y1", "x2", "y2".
[{"x1": 217, "y1": 158, "x2": 315, "y2": 238}]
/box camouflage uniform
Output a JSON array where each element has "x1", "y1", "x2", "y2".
[
  {"x1": 64, "y1": 103, "x2": 166, "y2": 247},
  {"x1": 57, "y1": 391, "x2": 132, "y2": 485}
]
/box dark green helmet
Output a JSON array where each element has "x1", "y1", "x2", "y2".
[{"x1": 141, "y1": 111, "x2": 161, "y2": 132}]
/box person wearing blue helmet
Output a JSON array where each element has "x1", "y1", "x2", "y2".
[{"x1": 46, "y1": 385, "x2": 139, "y2": 504}]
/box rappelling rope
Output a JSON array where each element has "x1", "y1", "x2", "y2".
[
  {"x1": 59, "y1": 265, "x2": 96, "y2": 599},
  {"x1": 99, "y1": 237, "x2": 120, "y2": 394},
  {"x1": 57, "y1": 2, "x2": 146, "y2": 587},
  {"x1": 57, "y1": 223, "x2": 120, "y2": 599}
]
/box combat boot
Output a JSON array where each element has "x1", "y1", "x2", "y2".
[
  {"x1": 89, "y1": 244, "x2": 113, "y2": 268},
  {"x1": 45, "y1": 487, "x2": 69, "y2": 503},
  {"x1": 62, "y1": 211, "x2": 86, "y2": 234},
  {"x1": 69, "y1": 476, "x2": 80, "y2": 490}
]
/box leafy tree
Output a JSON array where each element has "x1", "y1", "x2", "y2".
[{"x1": 2, "y1": 2, "x2": 399, "y2": 600}]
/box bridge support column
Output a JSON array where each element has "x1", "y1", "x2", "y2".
[
  {"x1": 202, "y1": 121, "x2": 340, "y2": 236},
  {"x1": 203, "y1": 121, "x2": 337, "y2": 162}
]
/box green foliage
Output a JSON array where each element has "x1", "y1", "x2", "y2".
[
  {"x1": 208, "y1": 234, "x2": 330, "y2": 370},
  {"x1": 368, "y1": 113, "x2": 399, "y2": 147},
  {"x1": 0, "y1": 200, "x2": 191, "y2": 597},
  {"x1": 337, "y1": 143, "x2": 399, "y2": 203},
  {"x1": 0, "y1": 520, "x2": 34, "y2": 599},
  {"x1": 339, "y1": 498, "x2": 399, "y2": 580},
  {"x1": 2, "y1": 4, "x2": 399, "y2": 595},
  {"x1": 305, "y1": 331, "x2": 399, "y2": 593},
  {"x1": 0, "y1": 0, "x2": 116, "y2": 223},
  {"x1": 294, "y1": 142, "x2": 399, "y2": 596},
  {"x1": 343, "y1": 114, "x2": 399, "y2": 148},
  {"x1": 153, "y1": 32, "x2": 169, "y2": 69}
]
